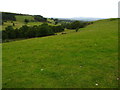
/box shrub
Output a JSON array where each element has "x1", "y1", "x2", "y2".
[{"x1": 24, "y1": 19, "x2": 29, "y2": 24}]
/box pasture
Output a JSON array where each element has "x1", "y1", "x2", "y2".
[
  {"x1": 2, "y1": 19, "x2": 118, "y2": 88},
  {"x1": 1, "y1": 15, "x2": 57, "y2": 30}
]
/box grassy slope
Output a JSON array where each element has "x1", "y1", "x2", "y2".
[
  {"x1": 1, "y1": 15, "x2": 56, "y2": 30},
  {"x1": 1, "y1": 15, "x2": 34, "y2": 30},
  {"x1": 2, "y1": 19, "x2": 118, "y2": 88},
  {"x1": 15, "y1": 15, "x2": 34, "y2": 22}
]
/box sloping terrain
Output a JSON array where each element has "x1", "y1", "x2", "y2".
[
  {"x1": 2, "y1": 19, "x2": 118, "y2": 88},
  {"x1": 1, "y1": 13, "x2": 56, "y2": 30}
]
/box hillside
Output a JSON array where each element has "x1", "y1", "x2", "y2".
[
  {"x1": 1, "y1": 12, "x2": 89, "y2": 43},
  {"x1": 2, "y1": 19, "x2": 118, "y2": 88},
  {"x1": 0, "y1": 12, "x2": 57, "y2": 30}
]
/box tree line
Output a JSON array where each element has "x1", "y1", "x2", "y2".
[
  {"x1": 2, "y1": 23, "x2": 64, "y2": 41},
  {"x1": 2, "y1": 20, "x2": 90, "y2": 42},
  {"x1": 2, "y1": 12, "x2": 16, "y2": 21},
  {"x1": 2, "y1": 12, "x2": 47, "y2": 23},
  {"x1": 34, "y1": 15, "x2": 47, "y2": 22},
  {"x1": 61, "y1": 21, "x2": 88, "y2": 29}
]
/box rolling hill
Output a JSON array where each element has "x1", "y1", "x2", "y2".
[
  {"x1": 2, "y1": 18, "x2": 118, "y2": 88},
  {"x1": 0, "y1": 12, "x2": 57, "y2": 30}
]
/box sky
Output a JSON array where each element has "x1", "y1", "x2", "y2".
[{"x1": 0, "y1": 0, "x2": 119, "y2": 18}]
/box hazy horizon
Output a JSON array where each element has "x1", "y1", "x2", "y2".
[
  {"x1": 0, "y1": 0, "x2": 119, "y2": 18},
  {"x1": 0, "y1": 11, "x2": 109, "y2": 19}
]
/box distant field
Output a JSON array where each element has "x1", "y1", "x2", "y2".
[
  {"x1": 1, "y1": 15, "x2": 57, "y2": 30},
  {"x1": 15, "y1": 15, "x2": 34, "y2": 22},
  {"x1": 1, "y1": 21, "x2": 24, "y2": 30},
  {"x1": 2, "y1": 19, "x2": 118, "y2": 88}
]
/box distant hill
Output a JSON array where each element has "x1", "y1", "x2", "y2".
[
  {"x1": 58, "y1": 17, "x2": 107, "y2": 21},
  {"x1": 1, "y1": 12, "x2": 56, "y2": 30}
]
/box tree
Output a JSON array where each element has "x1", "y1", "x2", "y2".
[
  {"x1": 24, "y1": 19, "x2": 29, "y2": 24},
  {"x1": 19, "y1": 25, "x2": 29, "y2": 38},
  {"x1": 13, "y1": 23, "x2": 15, "y2": 26},
  {"x1": 5, "y1": 26, "x2": 16, "y2": 39},
  {"x1": 52, "y1": 26, "x2": 64, "y2": 33},
  {"x1": 2, "y1": 23, "x2": 65, "y2": 42},
  {"x1": 55, "y1": 21, "x2": 58, "y2": 25},
  {"x1": 39, "y1": 23, "x2": 54, "y2": 36},
  {"x1": 76, "y1": 28, "x2": 79, "y2": 32},
  {"x1": 2, "y1": 12, "x2": 16, "y2": 21},
  {"x1": 70, "y1": 21, "x2": 81, "y2": 29},
  {"x1": 54, "y1": 19, "x2": 58, "y2": 25},
  {"x1": 34, "y1": 15, "x2": 47, "y2": 22},
  {"x1": 2, "y1": 31, "x2": 8, "y2": 40}
]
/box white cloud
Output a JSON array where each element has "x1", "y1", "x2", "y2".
[{"x1": 0, "y1": 0, "x2": 119, "y2": 18}]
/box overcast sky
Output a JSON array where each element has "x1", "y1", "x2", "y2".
[{"x1": 0, "y1": 0, "x2": 119, "y2": 18}]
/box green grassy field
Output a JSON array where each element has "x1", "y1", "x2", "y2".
[
  {"x1": 15, "y1": 15, "x2": 34, "y2": 22},
  {"x1": 1, "y1": 15, "x2": 56, "y2": 30},
  {"x1": 2, "y1": 19, "x2": 118, "y2": 88}
]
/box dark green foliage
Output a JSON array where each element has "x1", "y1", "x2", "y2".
[
  {"x1": 55, "y1": 21, "x2": 58, "y2": 25},
  {"x1": 2, "y1": 24, "x2": 64, "y2": 41},
  {"x1": 86, "y1": 22, "x2": 94, "y2": 25},
  {"x1": 5, "y1": 26, "x2": 16, "y2": 39},
  {"x1": 39, "y1": 23, "x2": 54, "y2": 36},
  {"x1": 2, "y1": 31, "x2": 8, "y2": 40},
  {"x1": 70, "y1": 21, "x2": 84, "y2": 29},
  {"x1": 51, "y1": 26, "x2": 64, "y2": 33},
  {"x1": 62, "y1": 21, "x2": 87, "y2": 29},
  {"x1": 69, "y1": 21, "x2": 86, "y2": 29},
  {"x1": 19, "y1": 25, "x2": 30, "y2": 38},
  {"x1": 24, "y1": 19, "x2": 29, "y2": 24},
  {"x1": 54, "y1": 19, "x2": 58, "y2": 25},
  {"x1": 13, "y1": 23, "x2": 15, "y2": 26},
  {"x1": 2, "y1": 12, "x2": 16, "y2": 21},
  {"x1": 34, "y1": 15, "x2": 47, "y2": 22},
  {"x1": 76, "y1": 28, "x2": 79, "y2": 32},
  {"x1": 14, "y1": 28, "x2": 21, "y2": 38}
]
